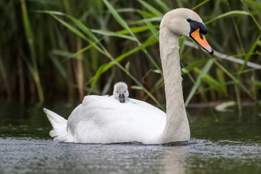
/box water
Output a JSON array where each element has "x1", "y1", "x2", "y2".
[{"x1": 0, "y1": 102, "x2": 261, "y2": 174}]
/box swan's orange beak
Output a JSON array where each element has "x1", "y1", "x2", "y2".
[{"x1": 190, "y1": 28, "x2": 213, "y2": 54}]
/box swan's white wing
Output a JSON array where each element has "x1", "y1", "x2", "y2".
[{"x1": 67, "y1": 95, "x2": 166, "y2": 144}]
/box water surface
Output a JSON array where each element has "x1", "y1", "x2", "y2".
[{"x1": 0, "y1": 103, "x2": 261, "y2": 174}]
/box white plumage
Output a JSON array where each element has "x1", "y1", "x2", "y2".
[{"x1": 44, "y1": 96, "x2": 165, "y2": 143}]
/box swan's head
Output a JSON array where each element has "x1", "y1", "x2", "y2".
[
  {"x1": 161, "y1": 8, "x2": 213, "y2": 54},
  {"x1": 113, "y1": 82, "x2": 129, "y2": 103}
]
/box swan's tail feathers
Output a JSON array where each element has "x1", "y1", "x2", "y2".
[{"x1": 43, "y1": 108, "x2": 68, "y2": 142}]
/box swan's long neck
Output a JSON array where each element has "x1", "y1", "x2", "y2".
[{"x1": 159, "y1": 27, "x2": 190, "y2": 143}]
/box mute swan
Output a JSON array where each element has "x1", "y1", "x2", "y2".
[
  {"x1": 113, "y1": 82, "x2": 129, "y2": 103},
  {"x1": 44, "y1": 8, "x2": 213, "y2": 144}
]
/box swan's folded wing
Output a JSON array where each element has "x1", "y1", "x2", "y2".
[
  {"x1": 129, "y1": 98, "x2": 165, "y2": 116},
  {"x1": 66, "y1": 95, "x2": 166, "y2": 143}
]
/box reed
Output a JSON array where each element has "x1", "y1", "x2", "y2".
[{"x1": 0, "y1": 0, "x2": 260, "y2": 108}]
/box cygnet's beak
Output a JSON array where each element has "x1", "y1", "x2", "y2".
[
  {"x1": 119, "y1": 94, "x2": 125, "y2": 103},
  {"x1": 190, "y1": 28, "x2": 213, "y2": 54}
]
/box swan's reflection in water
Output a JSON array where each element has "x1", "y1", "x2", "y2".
[
  {"x1": 161, "y1": 146, "x2": 188, "y2": 174},
  {"x1": 0, "y1": 138, "x2": 188, "y2": 174},
  {"x1": 65, "y1": 143, "x2": 188, "y2": 174},
  {"x1": 70, "y1": 144, "x2": 188, "y2": 174},
  {"x1": 1, "y1": 138, "x2": 261, "y2": 174}
]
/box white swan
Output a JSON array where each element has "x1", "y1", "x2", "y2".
[{"x1": 44, "y1": 8, "x2": 213, "y2": 144}]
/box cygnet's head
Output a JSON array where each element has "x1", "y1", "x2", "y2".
[
  {"x1": 113, "y1": 82, "x2": 129, "y2": 103},
  {"x1": 160, "y1": 8, "x2": 213, "y2": 54}
]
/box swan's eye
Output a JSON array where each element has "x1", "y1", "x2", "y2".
[{"x1": 187, "y1": 19, "x2": 207, "y2": 35}]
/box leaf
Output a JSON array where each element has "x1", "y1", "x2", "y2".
[
  {"x1": 91, "y1": 35, "x2": 157, "y2": 82},
  {"x1": 91, "y1": 29, "x2": 135, "y2": 41},
  {"x1": 51, "y1": 15, "x2": 87, "y2": 40},
  {"x1": 138, "y1": 0, "x2": 162, "y2": 17},
  {"x1": 206, "y1": 10, "x2": 261, "y2": 30}
]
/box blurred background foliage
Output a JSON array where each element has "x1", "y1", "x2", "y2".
[{"x1": 0, "y1": 0, "x2": 260, "y2": 109}]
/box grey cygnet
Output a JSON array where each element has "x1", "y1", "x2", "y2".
[{"x1": 113, "y1": 82, "x2": 129, "y2": 103}]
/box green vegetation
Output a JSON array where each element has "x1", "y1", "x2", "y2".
[{"x1": 0, "y1": 0, "x2": 260, "y2": 108}]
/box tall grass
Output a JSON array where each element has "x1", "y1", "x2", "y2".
[{"x1": 0, "y1": 0, "x2": 260, "y2": 108}]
